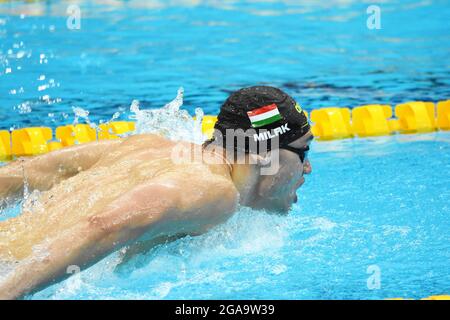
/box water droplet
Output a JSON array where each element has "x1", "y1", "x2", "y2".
[
  {"x1": 16, "y1": 51, "x2": 25, "y2": 59},
  {"x1": 15, "y1": 101, "x2": 32, "y2": 114}
]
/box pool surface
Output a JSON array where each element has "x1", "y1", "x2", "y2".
[
  {"x1": 0, "y1": 0, "x2": 449, "y2": 299},
  {"x1": 1, "y1": 0, "x2": 449, "y2": 129},
  {"x1": 1, "y1": 127, "x2": 449, "y2": 300}
]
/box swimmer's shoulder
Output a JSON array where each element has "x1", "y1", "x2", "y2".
[{"x1": 113, "y1": 134, "x2": 181, "y2": 155}]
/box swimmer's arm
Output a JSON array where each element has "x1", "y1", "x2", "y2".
[
  {"x1": 0, "y1": 174, "x2": 237, "y2": 299},
  {"x1": 0, "y1": 139, "x2": 121, "y2": 199}
]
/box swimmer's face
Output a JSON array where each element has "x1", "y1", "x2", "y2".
[{"x1": 252, "y1": 131, "x2": 313, "y2": 213}]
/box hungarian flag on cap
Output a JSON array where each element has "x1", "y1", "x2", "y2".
[{"x1": 247, "y1": 103, "x2": 282, "y2": 128}]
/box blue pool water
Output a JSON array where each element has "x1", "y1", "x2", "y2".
[
  {"x1": 2, "y1": 131, "x2": 449, "y2": 299},
  {"x1": 1, "y1": 0, "x2": 449, "y2": 299},
  {"x1": 1, "y1": 0, "x2": 449, "y2": 130}
]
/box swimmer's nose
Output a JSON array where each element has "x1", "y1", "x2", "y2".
[{"x1": 303, "y1": 159, "x2": 312, "y2": 175}]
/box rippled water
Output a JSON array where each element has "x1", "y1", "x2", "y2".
[
  {"x1": 0, "y1": 0, "x2": 449, "y2": 299},
  {"x1": 1, "y1": 0, "x2": 449, "y2": 130}
]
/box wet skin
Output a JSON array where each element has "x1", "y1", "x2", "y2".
[{"x1": 0, "y1": 131, "x2": 312, "y2": 299}]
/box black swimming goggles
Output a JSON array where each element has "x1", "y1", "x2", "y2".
[{"x1": 281, "y1": 145, "x2": 310, "y2": 163}]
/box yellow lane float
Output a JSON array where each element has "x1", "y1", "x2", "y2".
[
  {"x1": 421, "y1": 295, "x2": 450, "y2": 300},
  {"x1": 352, "y1": 104, "x2": 393, "y2": 137},
  {"x1": 1, "y1": 100, "x2": 450, "y2": 158},
  {"x1": 11, "y1": 127, "x2": 52, "y2": 156},
  {"x1": 56, "y1": 124, "x2": 96, "y2": 146},
  {"x1": 200, "y1": 115, "x2": 218, "y2": 139},
  {"x1": 395, "y1": 101, "x2": 436, "y2": 133},
  {"x1": 388, "y1": 119, "x2": 400, "y2": 132},
  {"x1": 0, "y1": 130, "x2": 11, "y2": 161},
  {"x1": 98, "y1": 121, "x2": 136, "y2": 140},
  {"x1": 437, "y1": 100, "x2": 450, "y2": 130},
  {"x1": 310, "y1": 107, "x2": 353, "y2": 140},
  {"x1": 47, "y1": 141, "x2": 64, "y2": 152}
]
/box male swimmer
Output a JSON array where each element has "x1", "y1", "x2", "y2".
[{"x1": 0, "y1": 86, "x2": 313, "y2": 299}]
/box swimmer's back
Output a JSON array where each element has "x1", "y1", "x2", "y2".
[{"x1": 0, "y1": 134, "x2": 234, "y2": 261}]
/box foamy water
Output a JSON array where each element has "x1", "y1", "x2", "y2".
[{"x1": 129, "y1": 88, "x2": 206, "y2": 144}]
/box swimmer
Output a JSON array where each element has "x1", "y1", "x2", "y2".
[{"x1": 0, "y1": 86, "x2": 313, "y2": 299}]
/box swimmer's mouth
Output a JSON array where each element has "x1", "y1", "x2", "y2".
[{"x1": 295, "y1": 177, "x2": 305, "y2": 189}]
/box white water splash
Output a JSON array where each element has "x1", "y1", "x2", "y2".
[
  {"x1": 68, "y1": 88, "x2": 205, "y2": 143},
  {"x1": 72, "y1": 106, "x2": 99, "y2": 133},
  {"x1": 72, "y1": 106, "x2": 89, "y2": 124},
  {"x1": 22, "y1": 189, "x2": 43, "y2": 214},
  {"x1": 129, "y1": 87, "x2": 205, "y2": 144}
]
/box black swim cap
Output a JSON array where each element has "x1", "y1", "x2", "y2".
[{"x1": 210, "y1": 86, "x2": 310, "y2": 154}]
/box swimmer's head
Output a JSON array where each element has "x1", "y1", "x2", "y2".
[
  {"x1": 206, "y1": 86, "x2": 313, "y2": 213},
  {"x1": 212, "y1": 86, "x2": 310, "y2": 153}
]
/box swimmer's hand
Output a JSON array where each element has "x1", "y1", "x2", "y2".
[{"x1": 0, "y1": 172, "x2": 237, "y2": 299}]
